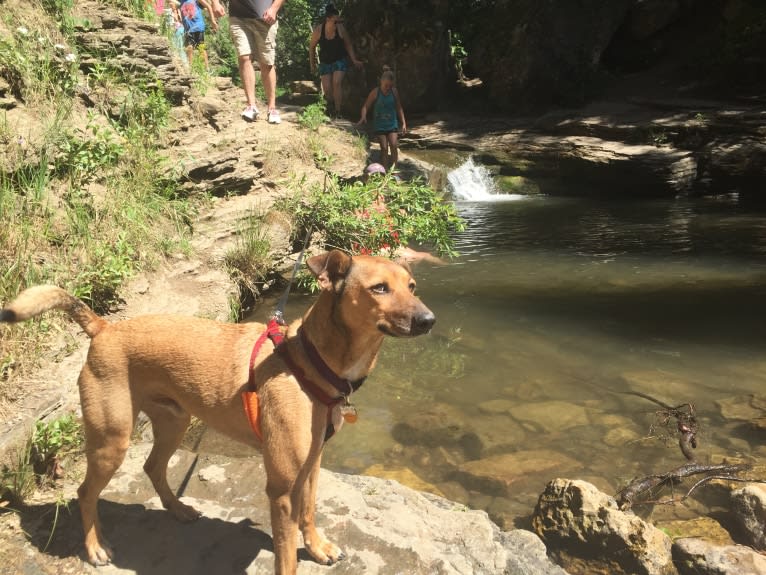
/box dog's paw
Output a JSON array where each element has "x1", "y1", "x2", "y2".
[
  {"x1": 167, "y1": 498, "x2": 202, "y2": 522},
  {"x1": 327, "y1": 550, "x2": 346, "y2": 565},
  {"x1": 84, "y1": 541, "x2": 113, "y2": 566},
  {"x1": 307, "y1": 538, "x2": 346, "y2": 565}
]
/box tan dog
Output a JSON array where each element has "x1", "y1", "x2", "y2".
[{"x1": 0, "y1": 250, "x2": 435, "y2": 574}]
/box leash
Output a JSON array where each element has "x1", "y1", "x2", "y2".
[
  {"x1": 271, "y1": 226, "x2": 313, "y2": 326},
  {"x1": 243, "y1": 223, "x2": 361, "y2": 442},
  {"x1": 179, "y1": 227, "x2": 314, "y2": 498}
]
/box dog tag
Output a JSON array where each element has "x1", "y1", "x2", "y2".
[{"x1": 341, "y1": 403, "x2": 358, "y2": 424}]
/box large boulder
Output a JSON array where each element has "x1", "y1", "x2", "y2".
[
  {"x1": 532, "y1": 478, "x2": 676, "y2": 575},
  {"x1": 339, "y1": 0, "x2": 452, "y2": 114},
  {"x1": 467, "y1": 0, "x2": 631, "y2": 112}
]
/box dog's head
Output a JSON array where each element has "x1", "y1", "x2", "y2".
[{"x1": 307, "y1": 250, "x2": 435, "y2": 337}]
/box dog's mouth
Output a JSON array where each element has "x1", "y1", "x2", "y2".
[{"x1": 378, "y1": 312, "x2": 436, "y2": 337}]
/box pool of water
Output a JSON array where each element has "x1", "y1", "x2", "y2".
[{"x1": 228, "y1": 192, "x2": 766, "y2": 529}]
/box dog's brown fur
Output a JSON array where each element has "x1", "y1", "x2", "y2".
[{"x1": 0, "y1": 250, "x2": 435, "y2": 574}]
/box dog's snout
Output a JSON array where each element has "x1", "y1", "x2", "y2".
[{"x1": 411, "y1": 310, "x2": 436, "y2": 335}]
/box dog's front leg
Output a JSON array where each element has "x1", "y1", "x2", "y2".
[
  {"x1": 266, "y1": 471, "x2": 303, "y2": 575},
  {"x1": 300, "y1": 454, "x2": 345, "y2": 565}
]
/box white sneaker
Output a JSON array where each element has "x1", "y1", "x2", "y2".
[
  {"x1": 267, "y1": 109, "x2": 281, "y2": 124},
  {"x1": 241, "y1": 105, "x2": 259, "y2": 122}
]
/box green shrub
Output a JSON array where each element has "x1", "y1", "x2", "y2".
[
  {"x1": 54, "y1": 119, "x2": 124, "y2": 187},
  {"x1": 30, "y1": 414, "x2": 83, "y2": 479},
  {"x1": 275, "y1": 174, "x2": 464, "y2": 260},
  {"x1": 0, "y1": 414, "x2": 83, "y2": 505},
  {"x1": 298, "y1": 98, "x2": 330, "y2": 130}
]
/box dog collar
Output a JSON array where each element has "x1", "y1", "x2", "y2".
[{"x1": 298, "y1": 326, "x2": 367, "y2": 396}]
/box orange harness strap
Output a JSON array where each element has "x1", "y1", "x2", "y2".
[
  {"x1": 241, "y1": 327, "x2": 274, "y2": 441},
  {"x1": 242, "y1": 319, "x2": 349, "y2": 443}
]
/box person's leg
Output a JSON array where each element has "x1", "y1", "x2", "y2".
[
  {"x1": 201, "y1": 46, "x2": 209, "y2": 70},
  {"x1": 253, "y1": 19, "x2": 279, "y2": 116},
  {"x1": 229, "y1": 17, "x2": 257, "y2": 112},
  {"x1": 388, "y1": 132, "x2": 399, "y2": 168},
  {"x1": 199, "y1": 34, "x2": 209, "y2": 71},
  {"x1": 239, "y1": 55, "x2": 257, "y2": 107},
  {"x1": 184, "y1": 34, "x2": 193, "y2": 66},
  {"x1": 331, "y1": 69, "x2": 345, "y2": 115},
  {"x1": 319, "y1": 73, "x2": 333, "y2": 110},
  {"x1": 378, "y1": 134, "x2": 390, "y2": 170},
  {"x1": 260, "y1": 61, "x2": 277, "y2": 111}
]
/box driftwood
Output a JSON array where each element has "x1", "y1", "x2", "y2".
[
  {"x1": 615, "y1": 391, "x2": 762, "y2": 511},
  {"x1": 616, "y1": 461, "x2": 752, "y2": 510},
  {"x1": 623, "y1": 391, "x2": 698, "y2": 461}
]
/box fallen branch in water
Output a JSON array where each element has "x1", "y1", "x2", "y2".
[
  {"x1": 622, "y1": 391, "x2": 699, "y2": 461},
  {"x1": 616, "y1": 462, "x2": 752, "y2": 511}
]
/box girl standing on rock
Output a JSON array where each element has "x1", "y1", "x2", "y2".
[
  {"x1": 357, "y1": 66, "x2": 407, "y2": 171},
  {"x1": 308, "y1": 3, "x2": 362, "y2": 118}
]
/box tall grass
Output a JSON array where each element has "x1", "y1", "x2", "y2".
[{"x1": 223, "y1": 209, "x2": 272, "y2": 316}]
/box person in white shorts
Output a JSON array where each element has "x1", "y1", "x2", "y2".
[{"x1": 212, "y1": 0, "x2": 283, "y2": 124}]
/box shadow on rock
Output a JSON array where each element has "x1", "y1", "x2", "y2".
[{"x1": 18, "y1": 499, "x2": 273, "y2": 575}]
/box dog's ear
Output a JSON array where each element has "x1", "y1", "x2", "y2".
[{"x1": 306, "y1": 250, "x2": 352, "y2": 291}]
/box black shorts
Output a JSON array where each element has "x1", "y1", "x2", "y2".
[
  {"x1": 375, "y1": 129, "x2": 398, "y2": 136},
  {"x1": 185, "y1": 31, "x2": 205, "y2": 48}
]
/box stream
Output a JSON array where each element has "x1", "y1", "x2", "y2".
[{"x1": 234, "y1": 156, "x2": 766, "y2": 528}]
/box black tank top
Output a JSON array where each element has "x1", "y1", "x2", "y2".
[{"x1": 318, "y1": 21, "x2": 347, "y2": 64}]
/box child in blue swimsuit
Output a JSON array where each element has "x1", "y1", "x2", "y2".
[{"x1": 357, "y1": 66, "x2": 407, "y2": 171}]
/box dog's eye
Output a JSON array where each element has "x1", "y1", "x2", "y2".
[
  {"x1": 370, "y1": 283, "x2": 388, "y2": 294},
  {"x1": 408, "y1": 282, "x2": 416, "y2": 293}
]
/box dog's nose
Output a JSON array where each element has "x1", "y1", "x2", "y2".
[{"x1": 411, "y1": 310, "x2": 436, "y2": 335}]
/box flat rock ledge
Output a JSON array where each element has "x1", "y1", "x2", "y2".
[{"x1": 10, "y1": 443, "x2": 567, "y2": 575}]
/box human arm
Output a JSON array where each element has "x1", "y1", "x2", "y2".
[
  {"x1": 262, "y1": 0, "x2": 284, "y2": 25},
  {"x1": 210, "y1": 0, "x2": 226, "y2": 18},
  {"x1": 198, "y1": 0, "x2": 219, "y2": 31},
  {"x1": 356, "y1": 88, "x2": 377, "y2": 125},
  {"x1": 309, "y1": 25, "x2": 321, "y2": 75},
  {"x1": 338, "y1": 24, "x2": 362, "y2": 67},
  {"x1": 393, "y1": 87, "x2": 407, "y2": 133}
]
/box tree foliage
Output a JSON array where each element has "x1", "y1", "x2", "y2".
[{"x1": 276, "y1": 0, "x2": 325, "y2": 83}]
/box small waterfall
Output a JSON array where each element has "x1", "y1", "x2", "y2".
[{"x1": 447, "y1": 157, "x2": 524, "y2": 202}]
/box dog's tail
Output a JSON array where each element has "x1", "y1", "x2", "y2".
[{"x1": 0, "y1": 285, "x2": 107, "y2": 338}]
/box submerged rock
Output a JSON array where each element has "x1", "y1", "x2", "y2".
[{"x1": 455, "y1": 451, "x2": 582, "y2": 497}]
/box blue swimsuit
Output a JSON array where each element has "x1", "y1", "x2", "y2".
[{"x1": 373, "y1": 88, "x2": 398, "y2": 134}]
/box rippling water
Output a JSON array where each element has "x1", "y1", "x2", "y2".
[{"x1": 234, "y1": 193, "x2": 766, "y2": 528}]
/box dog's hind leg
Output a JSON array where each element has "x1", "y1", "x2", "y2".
[
  {"x1": 77, "y1": 385, "x2": 134, "y2": 566},
  {"x1": 300, "y1": 454, "x2": 345, "y2": 565},
  {"x1": 142, "y1": 400, "x2": 200, "y2": 522}
]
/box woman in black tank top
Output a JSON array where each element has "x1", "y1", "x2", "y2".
[{"x1": 309, "y1": 3, "x2": 362, "y2": 117}]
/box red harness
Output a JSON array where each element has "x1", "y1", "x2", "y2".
[{"x1": 241, "y1": 319, "x2": 350, "y2": 442}]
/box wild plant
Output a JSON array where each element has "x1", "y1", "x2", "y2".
[
  {"x1": 223, "y1": 209, "x2": 272, "y2": 306},
  {"x1": 275, "y1": 174, "x2": 464, "y2": 261},
  {"x1": 0, "y1": 22, "x2": 78, "y2": 104}
]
